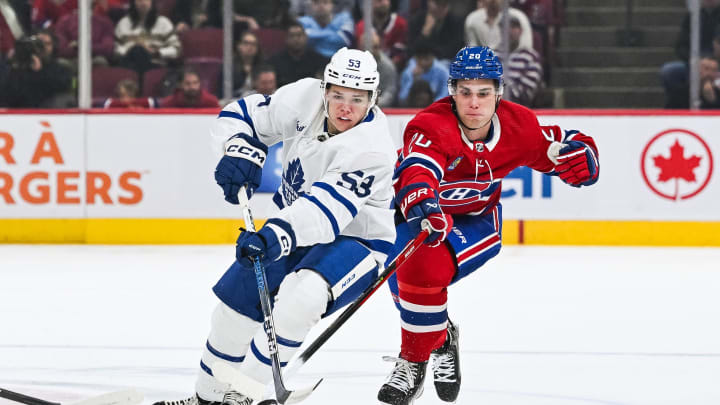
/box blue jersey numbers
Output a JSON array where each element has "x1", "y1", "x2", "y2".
[{"x1": 337, "y1": 170, "x2": 375, "y2": 198}]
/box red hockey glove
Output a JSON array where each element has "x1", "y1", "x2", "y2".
[
  {"x1": 554, "y1": 141, "x2": 599, "y2": 187},
  {"x1": 397, "y1": 183, "x2": 453, "y2": 247}
]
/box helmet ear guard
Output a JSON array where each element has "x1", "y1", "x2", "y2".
[{"x1": 321, "y1": 47, "x2": 380, "y2": 118}]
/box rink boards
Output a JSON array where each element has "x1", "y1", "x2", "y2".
[{"x1": 1, "y1": 109, "x2": 719, "y2": 246}]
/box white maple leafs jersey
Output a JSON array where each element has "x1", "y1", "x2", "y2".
[{"x1": 211, "y1": 78, "x2": 397, "y2": 264}]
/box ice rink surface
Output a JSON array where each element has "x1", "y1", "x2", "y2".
[{"x1": 1, "y1": 244, "x2": 719, "y2": 405}]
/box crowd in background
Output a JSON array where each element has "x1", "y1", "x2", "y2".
[
  {"x1": 659, "y1": 0, "x2": 720, "y2": 109},
  {"x1": 0, "y1": 0, "x2": 558, "y2": 109}
]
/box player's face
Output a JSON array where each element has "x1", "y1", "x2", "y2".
[
  {"x1": 325, "y1": 85, "x2": 370, "y2": 134},
  {"x1": 452, "y1": 79, "x2": 499, "y2": 128}
]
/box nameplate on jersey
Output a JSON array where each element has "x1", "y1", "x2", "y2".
[{"x1": 225, "y1": 136, "x2": 267, "y2": 167}]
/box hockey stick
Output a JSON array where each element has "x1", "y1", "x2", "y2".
[
  {"x1": 215, "y1": 225, "x2": 430, "y2": 404},
  {"x1": 0, "y1": 388, "x2": 143, "y2": 405},
  {"x1": 281, "y1": 226, "x2": 430, "y2": 382},
  {"x1": 215, "y1": 186, "x2": 320, "y2": 405}
]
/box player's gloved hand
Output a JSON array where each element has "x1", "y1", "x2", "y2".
[
  {"x1": 235, "y1": 218, "x2": 296, "y2": 266},
  {"x1": 551, "y1": 141, "x2": 598, "y2": 187},
  {"x1": 215, "y1": 132, "x2": 268, "y2": 204},
  {"x1": 397, "y1": 182, "x2": 453, "y2": 247}
]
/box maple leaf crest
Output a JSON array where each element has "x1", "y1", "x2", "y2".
[
  {"x1": 282, "y1": 158, "x2": 305, "y2": 204},
  {"x1": 652, "y1": 139, "x2": 702, "y2": 199}
]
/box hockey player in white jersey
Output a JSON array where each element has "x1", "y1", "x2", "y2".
[{"x1": 154, "y1": 48, "x2": 397, "y2": 405}]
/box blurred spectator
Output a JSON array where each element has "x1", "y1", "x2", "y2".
[
  {"x1": 397, "y1": 41, "x2": 448, "y2": 106},
  {"x1": 115, "y1": 0, "x2": 181, "y2": 74},
  {"x1": 171, "y1": 0, "x2": 210, "y2": 33},
  {"x1": 358, "y1": 28, "x2": 397, "y2": 107},
  {"x1": 31, "y1": 0, "x2": 127, "y2": 27},
  {"x1": 161, "y1": 67, "x2": 219, "y2": 107},
  {"x1": 660, "y1": 0, "x2": 720, "y2": 108},
  {"x1": 268, "y1": 19, "x2": 327, "y2": 87},
  {"x1": 54, "y1": 8, "x2": 115, "y2": 66},
  {"x1": 675, "y1": 0, "x2": 720, "y2": 63},
  {"x1": 407, "y1": 0, "x2": 464, "y2": 62},
  {"x1": 1, "y1": 33, "x2": 73, "y2": 107},
  {"x1": 299, "y1": 0, "x2": 354, "y2": 58},
  {"x1": 31, "y1": 0, "x2": 76, "y2": 28},
  {"x1": 103, "y1": 77, "x2": 156, "y2": 107},
  {"x1": 243, "y1": 64, "x2": 277, "y2": 96},
  {"x1": 406, "y1": 79, "x2": 433, "y2": 108},
  {"x1": 700, "y1": 55, "x2": 720, "y2": 108},
  {"x1": 232, "y1": 30, "x2": 263, "y2": 96},
  {"x1": 465, "y1": 0, "x2": 533, "y2": 52},
  {"x1": 205, "y1": 0, "x2": 292, "y2": 35},
  {"x1": 498, "y1": 15, "x2": 542, "y2": 106},
  {"x1": 1, "y1": 0, "x2": 31, "y2": 56},
  {"x1": 354, "y1": 0, "x2": 408, "y2": 68}
]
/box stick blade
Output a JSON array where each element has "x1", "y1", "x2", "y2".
[
  {"x1": 281, "y1": 379, "x2": 322, "y2": 404},
  {"x1": 69, "y1": 390, "x2": 143, "y2": 405},
  {"x1": 211, "y1": 362, "x2": 267, "y2": 402}
]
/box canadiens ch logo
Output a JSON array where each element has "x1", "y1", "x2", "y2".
[{"x1": 640, "y1": 128, "x2": 713, "y2": 201}]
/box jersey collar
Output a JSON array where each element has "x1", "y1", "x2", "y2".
[{"x1": 458, "y1": 114, "x2": 501, "y2": 152}]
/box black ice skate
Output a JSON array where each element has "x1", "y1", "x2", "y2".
[
  {"x1": 430, "y1": 320, "x2": 461, "y2": 402},
  {"x1": 377, "y1": 356, "x2": 428, "y2": 405},
  {"x1": 153, "y1": 391, "x2": 252, "y2": 405}
]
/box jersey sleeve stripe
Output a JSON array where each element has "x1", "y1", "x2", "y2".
[
  {"x1": 238, "y1": 99, "x2": 257, "y2": 139},
  {"x1": 218, "y1": 108, "x2": 257, "y2": 139},
  {"x1": 313, "y1": 181, "x2": 358, "y2": 217},
  {"x1": 302, "y1": 194, "x2": 340, "y2": 235},
  {"x1": 393, "y1": 156, "x2": 443, "y2": 181}
]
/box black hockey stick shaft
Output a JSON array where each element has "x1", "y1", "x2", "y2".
[
  {"x1": 0, "y1": 388, "x2": 60, "y2": 405},
  {"x1": 238, "y1": 186, "x2": 313, "y2": 404},
  {"x1": 284, "y1": 228, "x2": 430, "y2": 376}
]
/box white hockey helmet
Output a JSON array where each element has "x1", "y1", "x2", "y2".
[{"x1": 321, "y1": 47, "x2": 379, "y2": 118}]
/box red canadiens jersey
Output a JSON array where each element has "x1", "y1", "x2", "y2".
[{"x1": 393, "y1": 98, "x2": 599, "y2": 216}]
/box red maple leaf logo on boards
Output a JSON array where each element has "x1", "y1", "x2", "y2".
[{"x1": 652, "y1": 139, "x2": 702, "y2": 199}]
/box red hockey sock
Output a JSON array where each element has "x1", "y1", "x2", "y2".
[{"x1": 396, "y1": 242, "x2": 456, "y2": 362}]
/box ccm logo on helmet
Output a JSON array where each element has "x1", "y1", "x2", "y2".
[{"x1": 342, "y1": 73, "x2": 361, "y2": 79}]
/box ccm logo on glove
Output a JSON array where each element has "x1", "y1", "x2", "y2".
[{"x1": 225, "y1": 134, "x2": 267, "y2": 166}]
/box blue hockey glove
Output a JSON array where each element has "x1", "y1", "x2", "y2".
[
  {"x1": 236, "y1": 218, "x2": 297, "y2": 266},
  {"x1": 214, "y1": 133, "x2": 268, "y2": 204},
  {"x1": 397, "y1": 182, "x2": 453, "y2": 247},
  {"x1": 553, "y1": 140, "x2": 599, "y2": 187}
]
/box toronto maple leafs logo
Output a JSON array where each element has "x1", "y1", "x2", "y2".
[{"x1": 282, "y1": 158, "x2": 306, "y2": 204}]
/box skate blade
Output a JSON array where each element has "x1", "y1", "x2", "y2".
[{"x1": 69, "y1": 390, "x2": 143, "y2": 405}]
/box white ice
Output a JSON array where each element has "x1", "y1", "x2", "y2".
[{"x1": 1, "y1": 244, "x2": 719, "y2": 405}]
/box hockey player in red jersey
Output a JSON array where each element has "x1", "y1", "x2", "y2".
[{"x1": 377, "y1": 46, "x2": 600, "y2": 405}]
